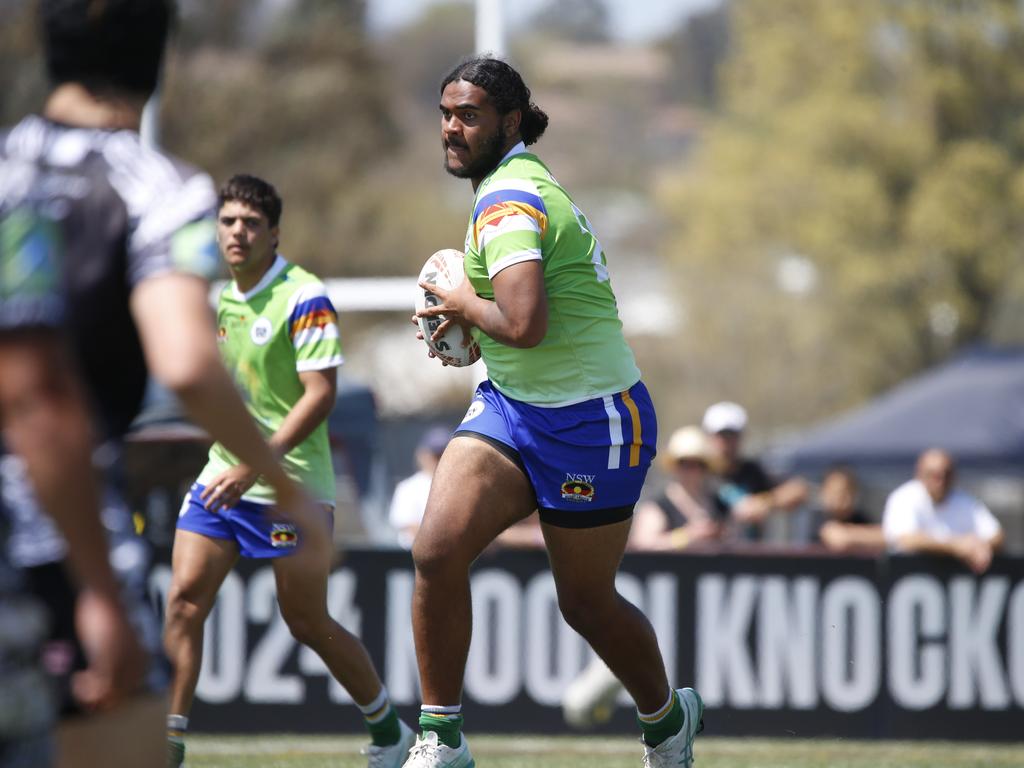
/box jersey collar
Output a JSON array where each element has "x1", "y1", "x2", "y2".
[
  {"x1": 232, "y1": 254, "x2": 288, "y2": 301},
  {"x1": 499, "y1": 141, "x2": 527, "y2": 163},
  {"x1": 476, "y1": 141, "x2": 528, "y2": 196}
]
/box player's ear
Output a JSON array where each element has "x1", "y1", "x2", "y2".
[
  {"x1": 271, "y1": 226, "x2": 280, "y2": 250},
  {"x1": 504, "y1": 108, "x2": 521, "y2": 138}
]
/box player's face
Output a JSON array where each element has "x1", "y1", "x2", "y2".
[
  {"x1": 440, "y1": 80, "x2": 510, "y2": 185},
  {"x1": 217, "y1": 200, "x2": 278, "y2": 275}
]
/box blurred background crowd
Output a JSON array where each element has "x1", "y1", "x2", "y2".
[{"x1": 6, "y1": 0, "x2": 1023, "y2": 558}]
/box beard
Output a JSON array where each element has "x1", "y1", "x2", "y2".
[{"x1": 444, "y1": 127, "x2": 506, "y2": 180}]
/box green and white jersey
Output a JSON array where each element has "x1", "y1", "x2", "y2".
[
  {"x1": 197, "y1": 255, "x2": 342, "y2": 504},
  {"x1": 464, "y1": 142, "x2": 641, "y2": 405}
]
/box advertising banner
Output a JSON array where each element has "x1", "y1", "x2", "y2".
[{"x1": 149, "y1": 549, "x2": 1024, "y2": 739}]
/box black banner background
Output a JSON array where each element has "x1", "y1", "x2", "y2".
[{"x1": 148, "y1": 548, "x2": 1024, "y2": 740}]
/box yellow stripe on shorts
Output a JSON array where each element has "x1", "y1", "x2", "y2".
[{"x1": 620, "y1": 388, "x2": 642, "y2": 468}]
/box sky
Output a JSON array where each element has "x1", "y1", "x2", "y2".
[{"x1": 365, "y1": 0, "x2": 724, "y2": 43}]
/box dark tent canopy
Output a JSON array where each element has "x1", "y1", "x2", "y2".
[{"x1": 773, "y1": 346, "x2": 1024, "y2": 475}]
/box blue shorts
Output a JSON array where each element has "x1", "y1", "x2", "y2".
[
  {"x1": 455, "y1": 381, "x2": 658, "y2": 528},
  {"x1": 176, "y1": 483, "x2": 330, "y2": 559}
]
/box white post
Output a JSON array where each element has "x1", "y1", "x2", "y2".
[
  {"x1": 475, "y1": 0, "x2": 506, "y2": 57},
  {"x1": 140, "y1": 88, "x2": 161, "y2": 149}
]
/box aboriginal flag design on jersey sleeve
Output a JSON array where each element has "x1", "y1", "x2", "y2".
[
  {"x1": 287, "y1": 283, "x2": 342, "y2": 373},
  {"x1": 472, "y1": 179, "x2": 547, "y2": 279}
]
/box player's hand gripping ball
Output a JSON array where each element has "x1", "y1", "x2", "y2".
[{"x1": 415, "y1": 249, "x2": 481, "y2": 367}]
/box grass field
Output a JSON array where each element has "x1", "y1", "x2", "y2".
[{"x1": 185, "y1": 734, "x2": 1024, "y2": 768}]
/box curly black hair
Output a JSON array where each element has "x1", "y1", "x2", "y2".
[{"x1": 440, "y1": 56, "x2": 549, "y2": 145}]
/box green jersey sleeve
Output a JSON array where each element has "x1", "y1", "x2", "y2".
[{"x1": 286, "y1": 282, "x2": 343, "y2": 372}]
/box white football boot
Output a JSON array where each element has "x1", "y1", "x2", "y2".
[
  {"x1": 401, "y1": 730, "x2": 475, "y2": 768},
  {"x1": 641, "y1": 688, "x2": 704, "y2": 768},
  {"x1": 364, "y1": 719, "x2": 418, "y2": 768}
]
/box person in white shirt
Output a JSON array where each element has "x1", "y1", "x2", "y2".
[
  {"x1": 389, "y1": 427, "x2": 450, "y2": 548},
  {"x1": 882, "y1": 448, "x2": 1004, "y2": 573}
]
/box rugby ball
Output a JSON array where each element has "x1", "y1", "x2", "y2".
[{"x1": 415, "y1": 249, "x2": 481, "y2": 367}]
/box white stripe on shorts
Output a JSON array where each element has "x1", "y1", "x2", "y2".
[{"x1": 604, "y1": 395, "x2": 623, "y2": 470}]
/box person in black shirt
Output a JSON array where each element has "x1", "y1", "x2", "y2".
[
  {"x1": 702, "y1": 401, "x2": 809, "y2": 542},
  {"x1": 800, "y1": 467, "x2": 884, "y2": 552}
]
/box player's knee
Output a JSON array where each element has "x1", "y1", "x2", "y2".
[
  {"x1": 164, "y1": 587, "x2": 208, "y2": 632},
  {"x1": 556, "y1": 586, "x2": 614, "y2": 637},
  {"x1": 280, "y1": 606, "x2": 324, "y2": 647},
  {"x1": 411, "y1": 535, "x2": 468, "y2": 580}
]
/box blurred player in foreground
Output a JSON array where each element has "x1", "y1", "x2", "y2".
[
  {"x1": 163, "y1": 175, "x2": 414, "y2": 768},
  {"x1": 409, "y1": 56, "x2": 703, "y2": 768},
  {"x1": 0, "y1": 2, "x2": 325, "y2": 766}
]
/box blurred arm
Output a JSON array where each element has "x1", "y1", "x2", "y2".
[
  {"x1": 819, "y1": 521, "x2": 886, "y2": 552},
  {"x1": 0, "y1": 332, "x2": 144, "y2": 709},
  {"x1": 0, "y1": 332, "x2": 116, "y2": 595},
  {"x1": 267, "y1": 368, "x2": 337, "y2": 457},
  {"x1": 768, "y1": 477, "x2": 810, "y2": 511}
]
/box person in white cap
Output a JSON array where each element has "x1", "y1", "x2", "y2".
[
  {"x1": 629, "y1": 426, "x2": 723, "y2": 551},
  {"x1": 702, "y1": 402, "x2": 809, "y2": 540}
]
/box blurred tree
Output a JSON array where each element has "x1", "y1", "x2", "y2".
[
  {"x1": 655, "y1": 0, "x2": 1024, "y2": 431},
  {"x1": 159, "y1": 0, "x2": 428, "y2": 278},
  {"x1": 0, "y1": 3, "x2": 46, "y2": 124},
  {"x1": 381, "y1": 3, "x2": 474, "y2": 108},
  {"x1": 658, "y1": 2, "x2": 730, "y2": 106}
]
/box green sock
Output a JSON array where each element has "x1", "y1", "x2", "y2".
[
  {"x1": 638, "y1": 691, "x2": 684, "y2": 747},
  {"x1": 419, "y1": 711, "x2": 463, "y2": 749},
  {"x1": 366, "y1": 705, "x2": 402, "y2": 747},
  {"x1": 167, "y1": 714, "x2": 188, "y2": 768}
]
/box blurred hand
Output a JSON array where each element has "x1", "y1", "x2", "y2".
[
  {"x1": 955, "y1": 535, "x2": 994, "y2": 574},
  {"x1": 820, "y1": 521, "x2": 851, "y2": 551},
  {"x1": 732, "y1": 493, "x2": 771, "y2": 523},
  {"x1": 685, "y1": 518, "x2": 721, "y2": 545},
  {"x1": 200, "y1": 464, "x2": 259, "y2": 511},
  {"x1": 72, "y1": 588, "x2": 146, "y2": 711}
]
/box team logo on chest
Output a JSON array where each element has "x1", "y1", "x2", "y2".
[{"x1": 250, "y1": 317, "x2": 273, "y2": 345}]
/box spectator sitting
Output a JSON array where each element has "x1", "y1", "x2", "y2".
[
  {"x1": 882, "y1": 448, "x2": 1004, "y2": 574},
  {"x1": 800, "y1": 466, "x2": 885, "y2": 552},
  {"x1": 388, "y1": 426, "x2": 450, "y2": 548},
  {"x1": 629, "y1": 426, "x2": 722, "y2": 551},
  {"x1": 703, "y1": 401, "x2": 809, "y2": 540}
]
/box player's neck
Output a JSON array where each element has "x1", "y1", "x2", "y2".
[
  {"x1": 231, "y1": 253, "x2": 277, "y2": 294},
  {"x1": 43, "y1": 83, "x2": 145, "y2": 131},
  {"x1": 471, "y1": 135, "x2": 523, "y2": 191}
]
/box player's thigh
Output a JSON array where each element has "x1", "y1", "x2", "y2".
[
  {"x1": 543, "y1": 517, "x2": 632, "y2": 598},
  {"x1": 271, "y1": 515, "x2": 334, "y2": 616},
  {"x1": 414, "y1": 435, "x2": 536, "y2": 567},
  {"x1": 55, "y1": 692, "x2": 165, "y2": 768},
  {"x1": 166, "y1": 529, "x2": 238, "y2": 615}
]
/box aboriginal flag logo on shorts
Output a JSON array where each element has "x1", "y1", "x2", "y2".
[
  {"x1": 561, "y1": 474, "x2": 595, "y2": 503},
  {"x1": 270, "y1": 523, "x2": 298, "y2": 548}
]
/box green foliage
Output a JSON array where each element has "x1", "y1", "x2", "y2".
[
  {"x1": 656, "y1": 0, "x2": 1024, "y2": 429},
  {"x1": 0, "y1": 0, "x2": 464, "y2": 281}
]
